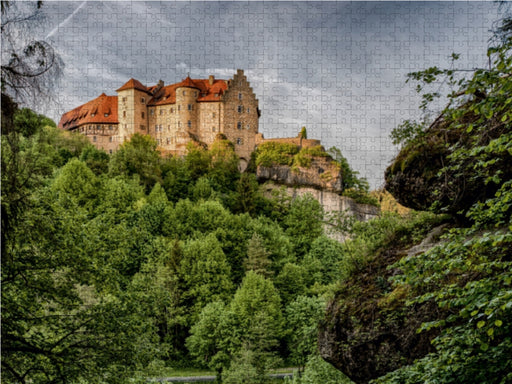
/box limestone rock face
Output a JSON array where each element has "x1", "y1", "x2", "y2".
[
  {"x1": 256, "y1": 156, "x2": 343, "y2": 194},
  {"x1": 261, "y1": 183, "x2": 379, "y2": 222}
]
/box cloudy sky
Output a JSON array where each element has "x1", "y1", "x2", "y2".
[{"x1": 34, "y1": 1, "x2": 502, "y2": 188}]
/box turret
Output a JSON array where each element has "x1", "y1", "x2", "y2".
[{"x1": 175, "y1": 76, "x2": 200, "y2": 136}]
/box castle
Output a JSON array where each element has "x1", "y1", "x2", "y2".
[{"x1": 58, "y1": 69, "x2": 261, "y2": 161}]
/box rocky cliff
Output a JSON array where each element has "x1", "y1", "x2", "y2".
[
  {"x1": 256, "y1": 156, "x2": 379, "y2": 228},
  {"x1": 256, "y1": 155, "x2": 343, "y2": 194}
]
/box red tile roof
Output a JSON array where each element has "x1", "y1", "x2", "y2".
[
  {"x1": 116, "y1": 78, "x2": 148, "y2": 92},
  {"x1": 58, "y1": 93, "x2": 118, "y2": 130},
  {"x1": 59, "y1": 76, "x2": 230, "y2": 129},
  {"x1": 148, "y1": 77, "x2": 228, "y2": 106}
]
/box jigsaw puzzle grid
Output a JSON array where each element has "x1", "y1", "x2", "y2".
[{"x1": 42, "y1": 1, "x2": 501, "y2": 188}]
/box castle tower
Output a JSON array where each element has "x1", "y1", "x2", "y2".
[
  {"x1": 116, "y1": 78, "x2": 149, "y2": 143},
  {"x1": 175, "y1": 76, "x2": 200, "y2": 138}
]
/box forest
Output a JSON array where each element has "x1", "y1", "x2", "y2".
[{"x1": 2, "y1": 2, "x2": 511, "y2": 384}]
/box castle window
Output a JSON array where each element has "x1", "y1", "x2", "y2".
[
  {"x1": 178, "y1": 105, "x2": 181, "y2": 111},
  {"x1": 194, "y1": 91, "x2": 197, "y2": 97},
  {"x1": 123, "y1": 111, "x2": 126, "y2": 118},
  {"x1": 109, "y1": 137, "x2": 113, "y2": 142},
  {"x1": 188, "y1": 104, "x2": 192, "y2": 111},
  {"x1": 236, "y1": 138, "x2": 242, "y2": 145},
  {"x1": 183, "y1": 91, "x2": 186, "y2": 96},
  {"x1": 246, "y1": 124, "x2": 250, "y2": 130},
  {"x1": 140, "y1": 125, "x2": 145, "y2": 130},
  {"x1": 212, "y1": 112, "x2": 216, "y2": 118},
  {"x1": 170, "y1": 108, "x2": 174, "y2": 113},
  {"x1": 142, "y1": 111, "x2": 145, "y2": 118},
  {"x1": 155, "y1": 124, "x2": 158, "y2": 132},
  {"x1": 109, "y1": 125, "x2": 113, "y2": 130},
  {"x1": 212, "y1": 127, "x2": 216, "y2": 132},
  {"x1": 141, "y1": 97, "x2": 145, "y2": 104},
  {"x1": 160, "y1": 109, "x2": 164, "y2": 115},
  {"x1": 247, "y1": 107, "x2": 250, "y2": 113},
  {"x1": 237, "y1": 122, "x2": 242, "y2": 130},
  {"x1": 178, "y1": 122, "x2": 181, "y2": 127},
  {"x1": 167, "y1": 138, "x2": 170, "y2": 144},
  {"x1": 238, "y1": 105, "x2": 243, "y2": 113},
  {"x1": 150, "y1": 109, "x2": 154, "y2": 116},
  {"x1": 238, "y1": 93, "x2": 242, "y2": 100},
  {"x1": 97, "y1": 125, "x2": 100, "y2": 130},
  {"x1": 187, "y1": 120, "x2": 191, "y2": 128},
  {"x1": 168, "y1": 125, "x2": 170, "y2": 131},
  {"x1": 93, "y1": 136, "x2": 97, "y2": 142},
  {"x1": 122, "y1": 97, "x2": 127, "y2": 102},
  {"x1": 109, "y1": 149, "x2": 113, "y2": 154}
]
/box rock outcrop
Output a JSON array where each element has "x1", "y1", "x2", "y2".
[
  {"x1": 256, "y1": 156, "x2": 343, "y2": 194},
  {"x1": 385, "y1": 110, "x2": 512, "y2": 215},
  {"x1": 318, "y1": 224, "x2": 449, "y2": 384}
]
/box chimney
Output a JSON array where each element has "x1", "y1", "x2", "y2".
[
  {"x1": 209, "y1": 75, "x2": 214, "y2": 86},
  {"x1": 153, "y1": 80, "x2": 164, "y2": 95}
]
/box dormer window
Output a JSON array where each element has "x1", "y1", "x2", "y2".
[
  {"x1": 104, "y1": 113, "x2": 109, "y2": 117},
  {"x1": 214, "y1": 93, "x2": 218, "y2": 97},
  {"x1": 91, "y1": 113, "x2": 95, "y2": 117}
]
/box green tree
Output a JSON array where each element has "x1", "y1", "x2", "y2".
[
  {"x1": 109, "y1": 133, "x2": 162, "y2": 191},
  {"x1": 244, "y1": 233, "x2": 273, "y2": 278},
  {"x1": 186, "y1": 301, "x2": 232, "y2": 375},
  {"x1": 230, "y1": 271, "x2": 284, "y2": 372},
  {"x1": 302, "y1": 236, "x2": 345, "y2": 285},
  {"x1": 180, "y1": 234, "x2": 233, "y2": 317},
  {"x1": 51, "y1": 158, "x2": 99, "y2": 212},
  {"x1": 79, "y1": 144, "x2": 110, "y2": 175},
  {"x1": 285, "y1": 296, "x2": 326, "y2": 373},
  {"x1": 1, "y1": 186, "x2": 158, "y2": 383},
  {"x1": 284, "y1": 194, "x2": 324, "y2": 258}
]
